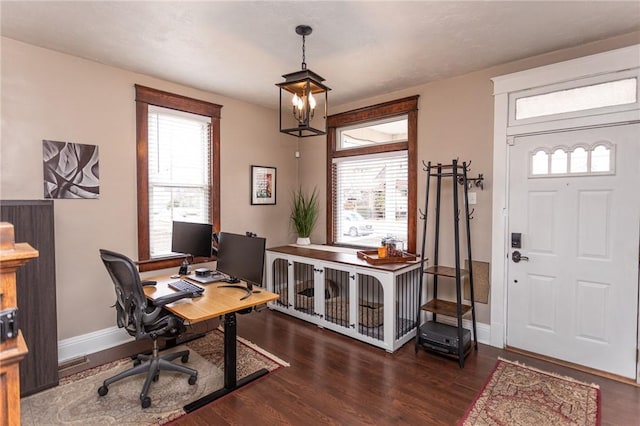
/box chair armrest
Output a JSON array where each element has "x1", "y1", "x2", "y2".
[
  {"x1": 152, "y1": 291, "x2": 198, "y2": 307},
  {"x1": 141, "y1": 280, "x2": 157, "y2": 287}
]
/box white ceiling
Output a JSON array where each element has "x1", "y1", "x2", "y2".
[{"x1": 2, "y1": 1, "x2": 639, "y2": 110}]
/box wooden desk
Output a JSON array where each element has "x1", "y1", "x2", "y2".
[{"x1": 144, "y1": 275, "x2": 278, "y2": 411}]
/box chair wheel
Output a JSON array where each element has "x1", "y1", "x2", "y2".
[
  {"x1": 98, "y1": 385, "x2": 109, "y2": 396},
  {"x1": 181, "y1": 354, "x2": 189, "y2": 363},
  {"x1": 133, "y1": 359, "x2": 141, "y2": 367},
  {"x1": 141, "y1": 396, "x2": 151, "y2": 409},
  {"x1": 188, "y1": 375, "x2": 197, "y2": 385},
  {"x1": 153, "y1": 373, "x2": 159, "y2": 382}
]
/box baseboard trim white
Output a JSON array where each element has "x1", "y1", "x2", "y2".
[
  {"x1": 57, "y1": 318, "x2": 491, "y2": 365},
  {"x1": 58, "y1": 326, "x2": 133, "y2": 364}
]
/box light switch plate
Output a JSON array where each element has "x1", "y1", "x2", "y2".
[{"x1": 468, "y1": 192, "x2": 477, "y2": 205}]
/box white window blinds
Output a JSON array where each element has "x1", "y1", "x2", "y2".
[
  {"x1": 148, "y1": 106, "x2": 212, "y2": 257},
  {"x1": 332, "y1": 151, "x2": 408, "y2": 248}
]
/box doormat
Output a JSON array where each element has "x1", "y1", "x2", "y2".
[
  {"x1": 21, "y1": 330, "x2": 288, "y2": 425},
  {"x1": 459, "y1": 358, "x2": 600, "y2": 425}
]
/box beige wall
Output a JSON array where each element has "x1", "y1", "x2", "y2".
[
  {"x1": 1, "y1": 37, "x2": 297, "y2": 340},
  {"x1": 299, "y1": 31, "x2": 640, "y2": 324}
]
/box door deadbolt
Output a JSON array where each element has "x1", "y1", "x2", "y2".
[{"x1": 512, "y1": 251, "x2": 529, "y2": 263}]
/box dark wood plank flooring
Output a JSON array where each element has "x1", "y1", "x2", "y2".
[{"x1": 63, "y1": 309, "x2": 640, "y2": 425}]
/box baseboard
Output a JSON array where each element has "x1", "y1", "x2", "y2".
[
  {"x1": 57, "y1": 318, "x2": 491, "y2": 365},
  {"x1": 58, "y1": 326, "x2": 134, "y2": 364}
]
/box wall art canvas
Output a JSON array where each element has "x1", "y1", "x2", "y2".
[
  {"x1": 43, "y1": 140, "x2": 99, "y2": 199},
  {"x1": 251, "y1": 165, "x2": 276, "y2": 205}
]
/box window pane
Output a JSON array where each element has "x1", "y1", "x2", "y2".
[
  {"x1": 591, "y1": 145, "x2": 611, "y2": 172},
  {"x1": 338, "y1": 117, "x2": 408, "y2": 149},
  {"x1": 550, "y1": 149, "x2": 567, "y2": 174},
  {"x1": 516, "y1": 78, "x2": 637, "y2": 120},
  {"x1": 531, "y1": 150, "x2": 549, "y2": 175},
  {"x1": 148, "y1": 107, "x2": 211, "y2": 257},
  {"x1": 333, "y1": 152, "x2": 408, "y2": 248},
  {"x1": 570, "y1": 147, "x2": 588, "y2": 173},
  {"x1": 149, "y1": 186, "x2": 209, "y2": 256}
]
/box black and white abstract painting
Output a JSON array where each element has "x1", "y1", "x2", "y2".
[{"x1": 43, "y1": 140, "x2": 99, "y2": 199}]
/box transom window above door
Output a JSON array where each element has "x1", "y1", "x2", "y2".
[{"x1": 508, "y1": 69, "x2": 639, "y2": 126}]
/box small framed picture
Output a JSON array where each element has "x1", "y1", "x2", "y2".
[{"x1": 251, "y1": 165, "x2": 276, "y2": 205}]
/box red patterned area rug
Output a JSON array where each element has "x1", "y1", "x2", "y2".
[
  {"x1": 21, "y1": 330, "x2": 288, "y2": 425},
  {"x1": 459, "y1": 358, "x2": 600, "y2": 426}
]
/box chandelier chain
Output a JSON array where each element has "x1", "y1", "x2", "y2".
[{"x1": 301, "y1": 34, "x2": 307, "y2": 70}]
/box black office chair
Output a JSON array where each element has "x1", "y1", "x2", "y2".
[{"x1": 97, "y1": 249, "x2": 198, "y2": 408}]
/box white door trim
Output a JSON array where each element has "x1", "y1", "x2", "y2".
[{"x1": 489, "y1": 45, "x2": 640, "y2": 381}]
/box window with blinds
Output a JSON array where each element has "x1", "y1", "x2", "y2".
[
  {"x1": 331, "y1": 115, "x2": 409, "y2": 249},
  {"x1": 333, "y1": 152, "x2": 408, "y2": 247},
  {"x1": 148, "y1": 106, "x2": 212, "y2": 257}
]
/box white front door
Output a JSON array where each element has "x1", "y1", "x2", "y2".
[{"x1": 507, "y1": 124, "x2": 640, "y2": 379}]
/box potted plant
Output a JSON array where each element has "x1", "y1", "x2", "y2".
[{"x1": 291, "y1": 187, "x2": 319, "y2": 245}]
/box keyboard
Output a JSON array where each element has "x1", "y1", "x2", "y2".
[{"x1": 168, "y1": 280, "x2": 204, "y2": 295}]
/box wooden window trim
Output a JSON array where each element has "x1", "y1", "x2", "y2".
[
  {"x1": 135, "y1": 84, "x2": 222, "y2": 272},
  {"x1": 326, "y1": 95, "x2": 419, "y2": 253}
]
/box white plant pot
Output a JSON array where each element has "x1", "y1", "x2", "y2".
[{"x1": 296, "y1": 237, "x2": 311, "y2": 245}]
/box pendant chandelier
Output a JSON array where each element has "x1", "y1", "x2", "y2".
[{"x1": 276, "y1": 25, "x2": 330, "y2": 137}]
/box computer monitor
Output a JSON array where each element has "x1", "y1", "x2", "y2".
[
  {"x1": 215, "y1": 232, "x2": 266, "y2": 299},
  {"x1": 171, "y1": 221, "x2": 213, "y2": 259}
]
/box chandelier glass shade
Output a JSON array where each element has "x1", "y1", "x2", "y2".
[{"x1": 276, "y1": 25, "x2": 330, "y2": 137}]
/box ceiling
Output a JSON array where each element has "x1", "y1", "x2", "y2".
[{"x1": 1, "y1": 1, "x2": 639, "y2": 110}]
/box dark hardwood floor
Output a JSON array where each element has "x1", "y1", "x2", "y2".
[{"x1": 63, "y1": 309, "x2": 640, "y2": 425}]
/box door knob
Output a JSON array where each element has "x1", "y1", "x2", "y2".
[{"x1": 512, "y1": 251, "x2": 529, "y2": 263}]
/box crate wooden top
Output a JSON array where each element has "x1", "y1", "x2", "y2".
[{"x1": 267, "y1": 244, "x2": 421, "y2": 272}]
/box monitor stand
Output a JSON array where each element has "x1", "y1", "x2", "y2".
[{"x1": 219, "y1": 278, "x2": 252, "y2": 300}]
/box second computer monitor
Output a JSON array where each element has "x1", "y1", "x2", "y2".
[
  {"x1": 215, "y1": 232, "x2": 266, "y2": 286},
  {"x1": 171, "y1": 221, "x2": 213, "y2": 258}
]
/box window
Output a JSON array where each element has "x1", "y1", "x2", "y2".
[
  {"x1": 529, "y1": 142, "x2": 614, "y2": 178},
  {"x1": 327, "y1": 96, "x2": 418, "y2": 252},
  {"x1": 515, "y1": 78, "x2": 637, "y2": 120},
  {"x1": 135, "y1": 85, "x2": 222, "y2": 271}
]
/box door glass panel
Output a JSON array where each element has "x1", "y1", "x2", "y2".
[
  {"x1": 550, "y1": 149, "x2": 568, "y2": 174},
  {"x1": 591, "y1": 145, "x2": 611, "y2": 172},
  {"x1": 570, "y1": 147, "x2": 588, "y2": 173},
  {"x1": 531, "y1": 150, "x2": 549, "y2": 175}
]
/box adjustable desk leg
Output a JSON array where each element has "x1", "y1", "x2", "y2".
[
  {"x1": 184, "y1": 311, "x2": 269, "y2": 412},
  {"x1": 223, "y1": 312, "x2": 237, "y2": 389}
]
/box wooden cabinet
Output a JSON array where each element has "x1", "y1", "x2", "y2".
[
  {"x1": 0, "y1": 223, "x2": 38, "y2": 426},
  {"x1": 265, "y1": 245, "x2": 421, "y2": 352},
  {"x1": 0, "y1": 200, "x2": 58, "y2": 395}
]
